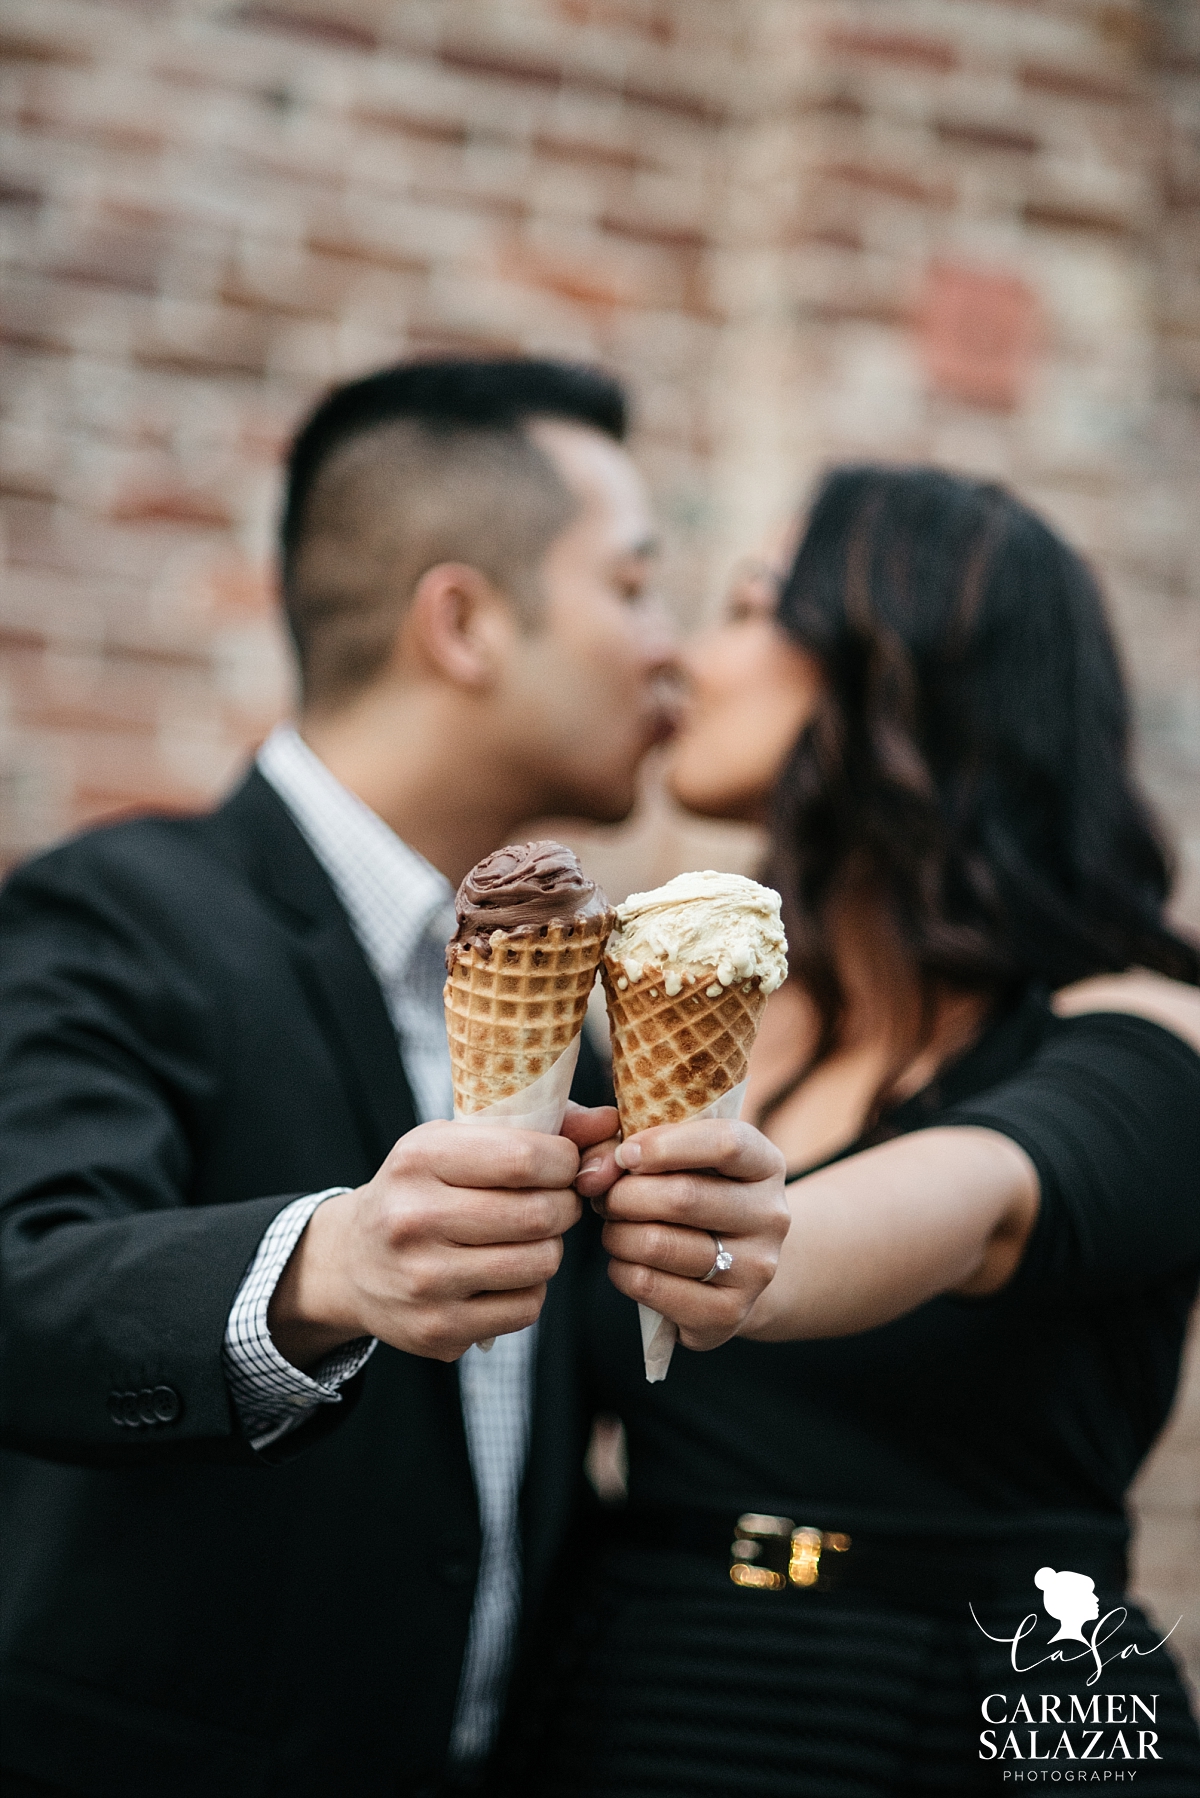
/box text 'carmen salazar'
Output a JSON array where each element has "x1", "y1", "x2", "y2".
[{"x1": 981, "y1": 1691, "x2": 1161, "y2": 1763}]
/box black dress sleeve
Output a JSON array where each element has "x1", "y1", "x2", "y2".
[{"x1": 943, "y1": 1011, "x2": 1200, "y2": 1298}]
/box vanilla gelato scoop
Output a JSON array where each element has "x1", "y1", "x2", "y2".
[{"x1": 607, "y1": 870, "x2": 788, "y2": 997}]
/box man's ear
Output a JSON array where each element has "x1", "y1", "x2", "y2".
[{"x1": 400, "y1": 562, "x2": 516, "y2": 689}]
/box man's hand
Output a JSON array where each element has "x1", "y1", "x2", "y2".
[
  {"x1": 575, "y1": 1119, "x2": 790, "y2": 1352},
  {"x1": 268, "y1": 1121, "x2": 583, "y2": 1367}
]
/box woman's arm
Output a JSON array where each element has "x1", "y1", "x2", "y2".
[
  {"x1": 739, "y1": 1126, "x2": 1039, "y2": 1342},
  {"x1": 586, "y1": 973, "x2": 1200, "y2": 1346},
  {"x1": 740, "y1": 975, "x2": 1200, "y2": 1339},
  {"x1": 1052, "y1": 968, "x2": 1200, "y2": 1051}
]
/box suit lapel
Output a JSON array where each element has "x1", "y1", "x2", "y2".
[
  {"x1": 213, "y1": 769, "x2": 418, "y2": 1168},
  {"x1": 292, "y1": 920, "x2": 418, "y2": 1166}
]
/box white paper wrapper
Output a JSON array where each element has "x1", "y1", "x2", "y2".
[
  {"x1": 637, "y1": 1076, "x2": 748, "y2": 1383},
  {"x1": 454, "y1": 1034, "x2": 582, "y2": 1348}
]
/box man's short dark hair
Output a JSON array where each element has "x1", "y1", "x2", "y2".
[{"x1": 280, "y1": 358, "x2": 629, "y2": 708}]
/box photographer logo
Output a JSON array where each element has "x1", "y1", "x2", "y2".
[{"x1": 972, "y1": 1566, "x2": 1182, "y2": 1777}]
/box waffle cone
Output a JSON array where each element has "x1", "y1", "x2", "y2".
[
  {"x1": 444, "y1": 911, "x2": 613, "y2": 1116},
  {"x1": 601, "y1": 958, "x2": 768, "y2": 1134}
]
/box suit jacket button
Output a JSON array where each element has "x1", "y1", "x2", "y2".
[{"x1": 151, "y1": 1385, "x2": 181, "y2": 1424}]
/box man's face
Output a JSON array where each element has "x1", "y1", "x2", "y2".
[{"x1": 503, "y1": 420, "x2": 677, "y2": 823}]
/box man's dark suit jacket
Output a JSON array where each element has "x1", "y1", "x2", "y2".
[{"x1": 0, "y1": 770, "x2": 607, "y2": 1798}]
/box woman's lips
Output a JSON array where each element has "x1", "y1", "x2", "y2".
[{"x1": 647, "y1": 673, "x2": 685, "y2": 745}]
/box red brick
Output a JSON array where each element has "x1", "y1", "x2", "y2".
[
  {"x1": 532, "y1": 130, "x2": 657, "y2": 174},
  {"x1": 820, "y1": 161, "x2": 956, "y2": 209},
  {"x1": 1022, "y1": 199, "x2": 1139, "y2": 240},
  {"x1": 435, "y1": 41, "x2": 725, "y2": 123},
  {"x1": 44, "y1": 221, "x2": 167, "y2": 298},
  {"x1": 1019, "y1": 62, "x2": 1140, "y2": 107},
  {"x1": 933, "y1": 119, "x2": 1041, "y2": 157},
  {"x1": 350, "y1": 105, "x2": 470, "y2": 148},
  {"x1": 916, "y1": 262, "x2": 1043, "y2": 413},
  {"x1": 107, "y1": 485, "x2": 236, "y2": 529},
  {"x1": 554, "y1": 1, "x2": 677, "y2": 48},
  {"x1": 131, "y1": 302, "x2": 274, "y2": 380},
  {"x1": 824, "y1": 26, "x2": 959, "y2": 75},
  {"x1": 0, "y1": 25, "x2": 93, "y2": 67},
  {"x1": 233, "y1": 3, "x2": 382, "y2": 54}
]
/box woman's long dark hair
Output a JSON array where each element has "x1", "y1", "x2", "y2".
[{"x1": 767, "y1": 465, "x2": 1199, "y2": 1096}]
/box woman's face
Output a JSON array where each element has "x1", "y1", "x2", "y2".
[{"x1": 667, "y1": 553, "x2": 824, "y2": 823}]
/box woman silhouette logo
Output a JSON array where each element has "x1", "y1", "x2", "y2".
[{"x1": 1035, "y1": 1567, "x2": 1100, "y2": 1643}]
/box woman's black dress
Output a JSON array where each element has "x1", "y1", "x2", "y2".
[{"x1": 505, "y1": 993, "x2": 1200, "y2": 1796}]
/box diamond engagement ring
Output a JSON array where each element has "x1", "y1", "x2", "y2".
[{"x1": 700, "y1": 1233, "x2": 734, "y2": 1283}]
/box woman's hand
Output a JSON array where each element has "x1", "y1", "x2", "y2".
[{"x1": 576, "y1": 1119, "x2": 790, "y2": 1351}]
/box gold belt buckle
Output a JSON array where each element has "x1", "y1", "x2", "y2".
[{"x1": 729, "y1": 1513, "x2": 852, "y2": 1591}]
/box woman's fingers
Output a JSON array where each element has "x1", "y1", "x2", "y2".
[
  {"x1": 603, "y1": 1209, "x2": 781, "y2": 1302},
  {"x1": 598, "y1": 1122, "x2": 792, "y2": 1351},
  {"x1": 615, "y1": 1118, "x2": 785, "y2": 1182},
  {"x1": 605, "y1": 1257, "x2": 767, "y2": 1352},
  {"x1": 601, "y1": 1167, "x2": 787, "y2": 1237},
  {"x1": 576, "y1": 1117, "x2": 791, "y2": 1349},
  {"x1": 580, "y1": 1119, "x2": 786, "y2": 1204},
  {"x1": 601, "y1": 1218, "x2": 725, "y2": 1281}
]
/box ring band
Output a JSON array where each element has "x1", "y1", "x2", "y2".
[{"x1": 700, "y1": 1233, "x2": 734, "y2": 1284}]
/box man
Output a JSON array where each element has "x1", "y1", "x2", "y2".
[{"x1": 0, "y1": 360, "x2": 787, "y2": 1798}]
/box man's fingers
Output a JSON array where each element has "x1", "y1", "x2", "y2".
[
  {"x1": 391, "y1": 1120, "x2": 581, "y2": 1191},
  {"x1": 382, "y1": 1287, "x2": 550, "y2": 1362},
  {"x1": 458, "y1": 1285, "x2": 549, "y2": 1341},
  {"x1": 575, "y1": 1140, "x2": 622, "y2": 1198},
  {"x1": 616, "y1": 1118, "x2": 785, "y2": 1183},
  {"x1": 417, "y1": 1186, "x2": 581, "y2": 1247},
  {"x1": 560, "y1": 1103, "x2": 621, "y2": 1150},
  {"x1": 436, "y1": 1236, "x2": 567, "y2": 1297}
]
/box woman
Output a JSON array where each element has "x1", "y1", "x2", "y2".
[{"x1": 506, "y1": 467, "x2": 1200, "y2": 1795}]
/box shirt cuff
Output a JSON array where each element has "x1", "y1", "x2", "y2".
[{"x1": 223, "y1": 1189, "x2": 377, "y2": 1451}]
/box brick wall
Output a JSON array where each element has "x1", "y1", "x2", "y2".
[{"x1": 2, "y1": 0, "x2": 1198, "y2": 1694}]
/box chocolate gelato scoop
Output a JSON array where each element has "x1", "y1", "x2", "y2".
[{"x1": 448, "y1": 840, "x2": 610, "y2": 963}]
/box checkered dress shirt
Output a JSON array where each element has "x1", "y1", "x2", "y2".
[{"x1": 222, "y1": 724, "x2": 539, "y2": 1764}]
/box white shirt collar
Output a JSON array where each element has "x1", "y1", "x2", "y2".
[{"x1": 256, "y1": 724, "x2": 456, "y2": 988}]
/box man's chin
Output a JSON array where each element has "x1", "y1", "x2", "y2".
[
  {"x1": 520, "y1": 783, "x2": 638, "y2": 836},
  {"x1": 575, "y1": 787, "x2": 638, "y2": 827},
  {"x1": 665, "y1": 772, "x2": 757, "y2": 825}
]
